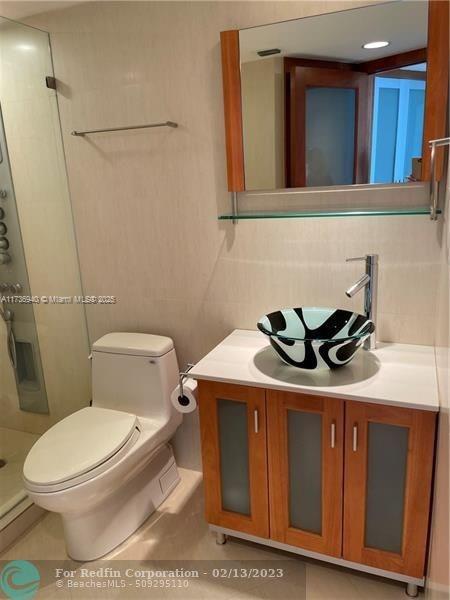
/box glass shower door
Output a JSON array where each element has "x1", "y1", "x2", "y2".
[
  {"x1": 0, "y1": 15, "x2": 90, "y2": 532},
  {"x1": 0, "y1": 103, "x2": 49, "y2": 527},
  {"x1": 0, "y1": 107, "x2": 48, "y2": 415}
]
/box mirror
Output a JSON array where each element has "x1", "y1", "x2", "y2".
[{"x1": 239, "y1": 1, "x2": 428, "y2": 191}]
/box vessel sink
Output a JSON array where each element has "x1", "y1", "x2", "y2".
[{"x1": 257, "y1": 307, "x2": 375, "y2": 370}]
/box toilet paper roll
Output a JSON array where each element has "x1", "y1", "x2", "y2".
[{"x1": 170, "y1": 378, "x2": 198, "y2": 413}]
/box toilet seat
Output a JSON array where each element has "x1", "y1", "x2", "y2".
[{"x1": 23, "y1": 407, "x2": 141, "y2": 493}]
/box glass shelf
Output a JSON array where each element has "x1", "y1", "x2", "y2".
[{"x1": 218, "y1": 207, "x2": 441, "y2": 220}]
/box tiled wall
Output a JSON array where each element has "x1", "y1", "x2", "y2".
[
  {"x1": 24, "y1": 1, "x2": 443, "y2": 468},
  {"x1": 427, "y1": 159, "x2": 450, "y2": 600}
]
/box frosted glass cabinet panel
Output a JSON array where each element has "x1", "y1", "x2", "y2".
[
  {"x1": 344, "y1": 402, "x2": 436, "y2": 578},
  {"x1": 288, "y1": 410, "x2": 322, "y2": 533},
  {"x1": 218, "y1": 399, "x2": 250, "y2": 515},
  {"x1": 268, "y1": 390, "x2": 344, "y2": 557},
  {"x1": 198, "y1": 381, "x2": 269, "y2": 537},
  {"x1": 364, "y1": 423, "x2": 409, "y2": 553}
]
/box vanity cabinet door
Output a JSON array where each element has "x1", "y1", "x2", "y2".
[
  {"x1": 198, "y1": 381, "x2": 269, "y2": 537},
  {"x1": 343, "y1": 401, "x2": 436, "y2": 578},
  {"x1": 267, "y1": 390, "x2": 344, "y2": 556}
]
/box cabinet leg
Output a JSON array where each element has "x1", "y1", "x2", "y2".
[
  {"x1": 405, "y1": 583, "x2": 418, "y2": 597},
  {"x1": 216, "y1": 532, "x2": 227, "y2": 545}
]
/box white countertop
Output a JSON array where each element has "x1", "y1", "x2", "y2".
[{"x1": 189, "y1": 330, "x2": 439, "y2": 412}]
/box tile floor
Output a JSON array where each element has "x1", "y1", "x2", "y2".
[
  {"x1": 1, "y1": 469, "x2": 410, "y2": 599},
  {"x1": 0, "y1": 427, "x2": 39, "y2": 517}
]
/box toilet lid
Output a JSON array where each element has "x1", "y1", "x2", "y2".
[{"x1": 24, "y1": 407, "x2": 139, "y2": 486}]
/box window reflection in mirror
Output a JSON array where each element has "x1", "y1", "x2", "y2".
[
  {"x1": 370, "y1": 63, "x2": 426, "y2": 184},
  {"x1": 239, "y1": 1, "x2": 428, "y2": 191}
]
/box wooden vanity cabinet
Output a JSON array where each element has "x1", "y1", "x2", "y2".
[
  {"x1": 343, "y1": 402, "x2": 436, "y2": 578},
  {"x1": 267, "y1": 389, "x2": 344, "y2": 557},
  {"x1": 197, "y1": 380, "x2": 436, "y2": 580},
  {"x1": 197, "y1": 381, "x2": 269, "y2": 537}
]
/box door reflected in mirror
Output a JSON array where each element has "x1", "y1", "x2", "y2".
[{"x1": 239, "y1": 1, "x2": 428, "y2": 191}]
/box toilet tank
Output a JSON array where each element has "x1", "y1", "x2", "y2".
[{"x1": 91, "y1": 333, "x2": 179, "y2": 420}]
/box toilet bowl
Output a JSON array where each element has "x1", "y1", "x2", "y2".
[{"x1": 23, "y1": 333, "x2": 183, "y2": 561}]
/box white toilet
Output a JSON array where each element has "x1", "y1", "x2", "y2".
[{"x1": 23, "y1": 332, "x2": 183, "y2": 561}]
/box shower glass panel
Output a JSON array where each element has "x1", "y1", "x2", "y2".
[
  {"x1": 0, "y1": 16, "x2": 90, "y2": 531},
  {"x1": 0, "y1": 108, "x2": 48, "y2": 415}
]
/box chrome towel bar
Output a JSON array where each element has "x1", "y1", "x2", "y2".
[
  {"x1": 429, "y1": 137, "x2": 450, "y2": 220},
  {"x1": 71, "y1": 121, "x2": 178, "y2": 136}
]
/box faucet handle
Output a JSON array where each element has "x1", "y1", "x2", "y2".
[
  {"x1": 346, "y1": 256, "x2": 366, "y2": 262},
  {"x1": 346, "y1": 254, "x2": 379, "y2": 264}
]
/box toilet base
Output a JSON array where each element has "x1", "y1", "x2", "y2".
[{"x1": 62, "y1": 444, "x2": 179, "y2": 561}]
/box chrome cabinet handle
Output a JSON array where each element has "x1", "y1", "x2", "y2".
[
  {"x1": 352, "y1": 425, "x2": 358, "y2": 452},
  {"x1": 254, "y1": 409, "x2": 259, "y2": 433},
  {"x1": 330, "y1": 422, "x2": 336, "y2": 449}
]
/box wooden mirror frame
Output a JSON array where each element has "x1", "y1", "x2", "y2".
[{"x1": 221, "y1": 0, "x2": 449, "y2": 192}]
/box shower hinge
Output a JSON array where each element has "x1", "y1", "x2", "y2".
[{"x1": 45, "y1": 76, "x2": 57, "y2": 90}]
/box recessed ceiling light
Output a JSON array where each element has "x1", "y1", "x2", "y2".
[{"x1": 362, "y1": 41, "x2": 390, "y2": 50}]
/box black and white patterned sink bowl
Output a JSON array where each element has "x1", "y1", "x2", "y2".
[{"x1": 257, "y1": 307, "x2": 375, "y2": 370}]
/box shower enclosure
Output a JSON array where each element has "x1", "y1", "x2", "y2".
[{"x1": 0, "y1": 17, "x2": 90, "y2": 541}]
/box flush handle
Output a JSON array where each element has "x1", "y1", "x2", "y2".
[{"x1": 254, "y1": 409, "x2": 259, "y2": 434}]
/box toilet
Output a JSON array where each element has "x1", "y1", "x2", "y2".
[{"x1": 23, "y1": 333, "x2": 183, "y2": 561}]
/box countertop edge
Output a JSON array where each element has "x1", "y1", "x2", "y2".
[{"x1": 190, "y1": 372, "x2": 439, "y2": 412}]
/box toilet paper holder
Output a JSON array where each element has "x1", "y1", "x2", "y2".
[{"x1": 179, "y1": 363, "x2": 195, "y2": 398}]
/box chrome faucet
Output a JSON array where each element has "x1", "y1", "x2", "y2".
[{"x1": 345, "y1": 254, "x2": 378, "y2": 351}]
